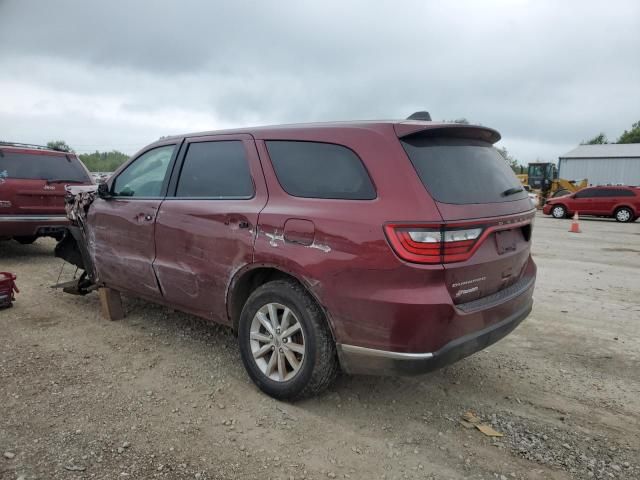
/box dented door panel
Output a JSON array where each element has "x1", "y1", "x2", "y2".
[
  {"x1": 88, "y1": 198, "x2": 163, "y2": 298},
  {"x1": 152, "y1": 135, "x2": 268, "y2": 322}
]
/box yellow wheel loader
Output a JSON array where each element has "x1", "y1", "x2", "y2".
[{"x1": 517, "y1": 162, "x2": 587, "y2": 206}]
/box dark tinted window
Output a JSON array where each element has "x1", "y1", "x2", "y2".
[
  {"x1": 0, "y1": 151, "x2": 90, "y2": 182},
  {"x1": 400, "y1": 137, "x2": 527, "y2": 204},
  {"x1": 176, "y1": 141, "x2": 254, "y2": 198},
  {"x1": 574, "y1": 189, "x2": 597, "y2": 199},
  {"x1": 598, "y1": 188, "x2": 635, "y2": 197},
  {"x1": 113, "y1": 145, "x2": 174, "y2": 197},
  {"x1": 266, "y1": 141, "x2": 376, "y2": 200}
]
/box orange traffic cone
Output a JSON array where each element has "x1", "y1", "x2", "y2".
[{"x1": 569, "y1": 212, "x2": 581, "y2": 233}]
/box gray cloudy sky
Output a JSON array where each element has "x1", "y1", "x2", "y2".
[{"x1": 0, "y1": 0, "x2": 638, "y2": 162}]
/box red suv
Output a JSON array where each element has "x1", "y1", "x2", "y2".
[
  {"x1": 543, "y1": 186, "x2": 639, "y2": 222},
  {"x1": 57, "y1": 117, "x2": 536, "y2": 399},
  {"x1": 0, "y1": 143, "x2": 93, "y2": 243}
]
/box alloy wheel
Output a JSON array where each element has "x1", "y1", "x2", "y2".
[
  {"x1": 249, "y1": 303, "x2": 306, "y2": 382},
  {"x1": 616, "y1": 209, "x2": 631, "y2": 222},
  {"x1": 552, "y1": 206, "x2": 565, "y2": 218}
]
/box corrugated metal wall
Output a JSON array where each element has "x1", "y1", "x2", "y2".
[{"x1": 558, "y1": 157, "x2": 640, "y2": 186}]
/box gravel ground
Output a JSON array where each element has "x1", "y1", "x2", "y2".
[{"x1": 1, "y1": 212, "x2": 639, "y2": 480}]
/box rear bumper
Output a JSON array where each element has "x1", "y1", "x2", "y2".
[
  {"x1": 337, "y1": 298, "x2": 531, "y2": 375},
  {"x1": 335, "y1": 269, "x2": 535, "y2": 376},
  {"x1": 0, "y1": 215, "x2": 69, "y2": 238}
]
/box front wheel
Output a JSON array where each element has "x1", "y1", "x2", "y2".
[
  {"x1": 238, "y1": 279, "x2": 338, "y2": 400},
  {"x1": 551, "y1": 205, "x2": 567, "y2": 219},
  {"x1": 614, "y1": 207, "x2": 633, "y2": 223}
]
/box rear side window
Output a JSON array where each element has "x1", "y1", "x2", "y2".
[
  {"x1": 598, "y1": 188, "x2": 635, "y2": 197},
  {"x1": 266, "y1": 141, "x2": 376, "y2": 200},
  {"x1": 0, "y1": 150, "x2": 90, "y2": 182},
  {"x1": 400, "y1": 137, "x2": 528, "y2": 204},
  {"x1": 176, "y1": 141, "x2": 254, "y2": 198}
]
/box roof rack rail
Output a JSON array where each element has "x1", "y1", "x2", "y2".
[{"x1": 0, "y1": 141, "x2": 62, "y2": 151}]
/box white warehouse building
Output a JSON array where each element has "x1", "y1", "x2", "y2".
[{"x1": 558, "y1": 144, "x2": 640, "y2": 186}]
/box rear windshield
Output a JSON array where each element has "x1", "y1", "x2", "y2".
[
  {"x1": 0, "y1": 151, "x2": 90, "y2": 182},
  {"x1": 400, "y1": 137, "x2": 528, "y2": 204}
]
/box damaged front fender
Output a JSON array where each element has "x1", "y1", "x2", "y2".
[{"x1": 53, "y1": 185, "x2": 98, "y2": 295}]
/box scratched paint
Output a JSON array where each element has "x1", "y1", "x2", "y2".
[
  {"x1": 306, "y1": 241, "x2": 331, "y2": 253},
  {"x1": 265, "y1": 230, "x2": 285, "y2": 247}
]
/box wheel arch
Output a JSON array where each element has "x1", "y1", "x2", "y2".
[
  {"x1": 613, "y1": 204, "x2": 636, "y2": 215},
  {"x1": 226, "y1": 263, "x2": 336, "y2": 340}
]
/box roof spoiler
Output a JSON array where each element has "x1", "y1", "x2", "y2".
[
  {"x1": 406, "y1": 111, "x2": 432, "y2": 121},
  {"x1": 394, "y1": 123, "x2": 501, "y2": 144}
]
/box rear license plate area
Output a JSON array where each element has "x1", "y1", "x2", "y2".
[{"x1": 495, "y1": 230, "x2": 517, "y2": 254}]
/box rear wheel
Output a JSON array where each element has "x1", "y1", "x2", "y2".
[
  {"x1": 614, "y1": 207, "x2": 633, "y2": 223},
  {"x1": 238, "y1": 279, "x2": 338, "y2": 400},
  {"x1": 551, "y1": 205, "x2": 567, "y2": 219}
]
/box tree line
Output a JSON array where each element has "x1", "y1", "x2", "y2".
[
  {"x1": 46, "y1": 140, "x2": 129, "y2": 172},
  {"x1": 582, "y1": 120, "x2": 640, "y2": 145}
]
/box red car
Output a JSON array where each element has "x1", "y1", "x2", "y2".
[
  {"x1": 0, "y1": 143, "x2": 93, "y2": 243},
  {"x1": 58, "y1": 115, "x2": 536, "y2": 399},
  {"x1": 543, "y1": 186, "x2": 639, "y2": 222}
]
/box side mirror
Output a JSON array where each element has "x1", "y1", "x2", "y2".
[{"x1": 97, "y1": 182, "x2": 112, "y2": 199}]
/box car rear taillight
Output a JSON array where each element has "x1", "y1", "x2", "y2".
[{"x1": 384, "y1": 224, "x2": 483, "y2": 264}]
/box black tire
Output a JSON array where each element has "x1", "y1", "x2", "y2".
[
  {"x1": 238, "y1": 279, "x2": 338, "y2": 400},
  {"x1": 551, "y1": 205, "x2": 567, "y2": 219},
  {"x1": 14, "y1": 235, "x2": 38, "y2": 245},
  {"x1": 614, "y1": 207, "x2": 633, "y2": 223}
]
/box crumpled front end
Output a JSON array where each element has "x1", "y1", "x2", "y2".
[{"x1": 54, "y1": 186, "x2": 99, "y2": 294}]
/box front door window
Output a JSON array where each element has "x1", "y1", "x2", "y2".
[{"x1": 112, "y1": 145, "x2": 175, "y2": 198}]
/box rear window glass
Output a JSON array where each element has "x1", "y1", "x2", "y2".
[
  {"x1": 400, "y1": 137, "x2": 528, "y2": 204},
  {"x1": 176, "y1": 141, "x2": 254, "y2": 198},
  {"x1": 0, "y1": 151, "x2": 90, "y2": 182},
  {"x1": 266, "y1": 141, "x2": 376, "y2": 200}
]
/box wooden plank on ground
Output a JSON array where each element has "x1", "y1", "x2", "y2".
[{"x1": 98, "y1": 287, "x2": 124, "y2": 321}]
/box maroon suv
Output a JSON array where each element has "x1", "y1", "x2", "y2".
[
  {"x1": 543, "y1": 185, "x2": 639, "y2": 222},
  {"x1": 0, "y1": 143, "x2": 93, "y2": 243},
  {"x1": 57, "y1": 116, "x2": 536, "y2": 399}
]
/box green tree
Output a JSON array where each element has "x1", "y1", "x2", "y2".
[
  {"x1": 581, "y1": 133, "x2": 608, "y2": 145},
  {"x1": 46, "y1": 140, "x2": 74, "y2": 152},
  {"x1": 496, "y1": 146, "x2": 522, "y2": 173},
  {"x1": 78, "y1": 150, "x2": 129, "y2": 172},
  {"x1": 617, "y1": 120, "x2": 640, "y2": 144}
]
